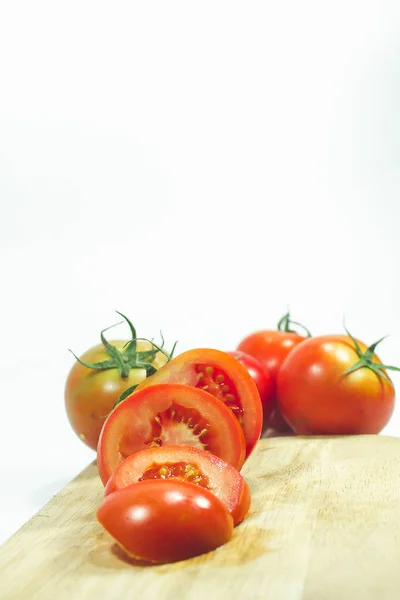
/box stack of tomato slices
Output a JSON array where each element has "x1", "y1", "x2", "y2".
[{"x1": 96, "y1": 348, "x2": 262, "y2": 564}]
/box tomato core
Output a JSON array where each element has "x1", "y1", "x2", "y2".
[
  {"x1": 139, "y1": 461, "x2": 210, "y2": 489},
  {"x1": 118, "y1": 403, "x2": 211, "y2": 459},
  {"x1": 195, "y1": 364, "x2": 243, "y2": 422}
]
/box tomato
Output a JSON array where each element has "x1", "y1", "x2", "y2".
[
  {"x1": 237, "y1": 312, "x2": 311, "y2": 432},
  {"x1": 227, "y1": 351, "x2": 274, "y2": 431},
  {"x1": 135, "y1": 348, "x2": 262, "y2": 458},
  {"x1": 104, "y1": 445, "x2": 251, "y2": 526},
  {"x1": 97, "y1": 383, "x2": 246, "y2": 485},
  {"x1": 65, "y1": 313, "x2": 170, "y2": 450},
  {"x1": 277, "y1": 333, "x2": 396, "y2": 435},
  {"x1": 97, "y1": 479, "x2": 233, "y2": 564}
]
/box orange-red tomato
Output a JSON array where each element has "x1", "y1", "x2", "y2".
[
  {"x1": 237, "y1": 330, "x2": 307, "y2": 381},
  {"x1": 97, "y1": 479, "x2": 233, "y2": 564},
  {"x1": 65, "y1": 340, "x2": 167, "y2": 450},
  {"x1": 277, "y1": 335, "x2": 395, "y2": 435},
  {"x1": 237, "y1": 314, "x2": 310, "y2": 433},
  {"x1": 97, "y1": 383, "x2": 246, "y2": 485},
  {"x1": 105, "y1": 445, "x2": 251, "y2": 526},
  {"x1": 136, "y1": 349, "x2": 263, "y2": 458},
  {"x1": 227, "y1": 351, "x2": 275, "y2": 432}
]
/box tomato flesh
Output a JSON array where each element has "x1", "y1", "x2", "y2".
[
  {"x1": 104, "y1": 445, "x2": 251, "y2": 525},
  {"x1": 195, "y1": 364, "x2": 244, "y2": 422},
  {"x1": 97, "y1": 479, "x2": 233, "y2": 564},
  {"x1": 139, "y1": 461, "x2": 210, "y2": 487},
  {"x1": 97, "y1": 383, "x2": 246, "y2": 485},
  {"x1": 136, "y1": 349, "x2": 262, "y2": 458}
]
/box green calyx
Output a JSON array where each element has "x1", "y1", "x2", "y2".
[
  {"x1": 277, "y1": 312, "x2": 312, "y2": 338},
  {"x1": 69, "y1": 311, "x2": 178, "y2": 379},
  {"x1": 342, "y1": 327, "x2": 400, "y2": 386}
]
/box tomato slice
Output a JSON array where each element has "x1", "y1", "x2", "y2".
[
  {"x1": 136, "y1": 349, "x2": 262, "y2": 458},
  {"x1": 97, "y1": 383, "x2": 246, "y2": 485},
  {"x1": 97, "y1": 479, "x2": 233, "y2": 564},
  {"x1": 104, "y1": 445, "x2": 251, "y2": 526}
]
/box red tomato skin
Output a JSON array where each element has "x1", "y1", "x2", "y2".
[
  {"x1": 237, "y1": 331, "x2": 306, "y2": 432},
  {"x1": 97, "y1": 479, "x2": 233, "y2": 564},
  {"x1": 237, "y1": 331, "x2": 307, "y2": 380},
  {"x1": 97, "y1": 383, "x2": 246, "y2": 485},
  {"x1": 227, "y1": 351, "x2": 275, "y2": 428},
  {"x1": 277, "y1": 335, "x2": 395, "y2": 435},
  {"x1": 104, "y1": 445, "x2": 251, "y2": 526}
]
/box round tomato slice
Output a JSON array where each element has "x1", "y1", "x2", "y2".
[
  {"x1": 97, "y1": 479, "x2": 233, "y2": 564},
  {"x1": 104, "y1": 445, "x2": 251, "y2": 526},
  {"x1": 97, "y1": 383, "x2": 246, "y2": 485},
  {"x1": 136, "y1": 349, "x2": 262, "y2": 458}
]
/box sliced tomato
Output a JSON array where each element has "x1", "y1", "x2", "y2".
[
  {"x1": 136, "y1": 349, "x2": 262, "y2": 458},
  {"x1": 104, "y1": 445, "x2": 251, "y2": 526},
  {"x1": 97, "y1": 383, "x2": 246, "y2": 485},
  {"x1": 97, "y1": 479, "x2": 233, "y2": 564}
]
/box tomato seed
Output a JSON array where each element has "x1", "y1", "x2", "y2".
[{"x1": 141, "y1": 461, "x2": 210, "y2": 489}]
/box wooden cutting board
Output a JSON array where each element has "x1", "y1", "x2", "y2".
[{"x1": 1, "y1": 435, "x2": 400, "y2": 600}]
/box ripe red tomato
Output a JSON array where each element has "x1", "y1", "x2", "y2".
[
  {"x1": 226, "y1": 351, "x2": 274, "y2": 431},
  {"x1": 136, "y1": 348, "x2": 262, "y2": 458},
  {"x1": 104, "y1": 445, "x2": 251, "y2": 526},
  {"x1": 237, "y1": 313, "x2": 310, "y2": 432},
  {"x1": 97, "y1": 479, "x2": 233, "y2": 563},
  {"x1": 277, "y1": 333, "x2": 396, "y2": 435},
  {"x1": 97, "y1": 383, "x2": 246, "y2": 485}
]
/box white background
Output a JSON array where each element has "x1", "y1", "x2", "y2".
[{"x1": 1, "y1": 1, "x2": 400, "y2": 545}]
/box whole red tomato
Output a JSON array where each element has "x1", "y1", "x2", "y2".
[
  {"x1": 97, "y1": 479, "x2": 233, "y2": 564},
  {"x1": 277, "y1": 331, "x2": 397, "y2": 435},
  {"x1": 65, "y1": 313, "x2": 170, "y2": 450},
  {"x1": 237, "y1": 312, "x2": 311, "y2": 432},
  {"x1": 226, "y1": 351, "x2": 274, "y2": 430}
]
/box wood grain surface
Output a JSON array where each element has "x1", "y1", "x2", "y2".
[{"x1": 1, "y1": 435, "x2": 400, "y2": 600}]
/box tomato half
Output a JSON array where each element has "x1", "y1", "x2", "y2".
[
  {"x1": 227, "y1": 351, "x2": 275, "y2": 431},
  {"x1": 97, "y1": 479, "x2": 233, "y2": 564},
  {"x1": 237, "y1": 313, "x2": 310, "y2": 433},
  {"x1": 97, "y1": 383, "x2": 246, "y2": 485},
  {"x1": 277, "y1": 334, "x2": 395, "y2": 435},
  {"x1": 65, "y1": 338, "x2": 167, "y2": 450},
  {"x1": 135, "y1": 349, "x2": 262, "y2": 458},
  {"x1": 104, "y1": 445, "x2": 251, "y2": 526}
]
